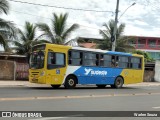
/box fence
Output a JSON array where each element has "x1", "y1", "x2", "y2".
[
  {"x1": 16, "y1": 63, "x2": 29, "y2": 80},
  {"x1": 0, "y1": 60, "x2": 29, "y2": 80},
  {"x1": 143, "y1": 62, "x2": 155, "y2": 82},
  {"x1": 0, "y1": 60, "x2": 14, "y2": 80}
]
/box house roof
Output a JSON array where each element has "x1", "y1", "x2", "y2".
[
  {"x1": 0, "y1": 52, "x2": 26, "y2": 58},
  {"x1": 79, "y1": 43, "x2": 97, "y2": 48}
]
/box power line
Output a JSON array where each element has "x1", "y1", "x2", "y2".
[{"x1": 8, "y1": 0, "x2": 113, "y2": 13}]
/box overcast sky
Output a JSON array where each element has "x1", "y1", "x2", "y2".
[{"x1": 1, "y1": 0, "x2": 160, "y2": 50}]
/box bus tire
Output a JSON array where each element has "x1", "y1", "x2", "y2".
[
  {"x1": 64, "y1": 76, "x2": 77, "y2": 89},
  {"x1": 96, "y1": 85, "x2": 106, "y2": 88},
  {"x1": 51, "y1": 85, "x2": 61, "y2": 89},
  {"x1": 111, "y1": 77, "x2": 124, "y2": 89}
]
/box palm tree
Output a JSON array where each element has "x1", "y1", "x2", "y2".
[
  {"x1": 37, "y1": 13, "x2": 79, "y2": 44},
  {"x1": 0, "y1": 0, "x2": 17, "y2": 51},
  {"x1": 98, "y1": 19, "x2": 134, "y2": 52},
  {"x1": 13, "y1": 22, "x2": 48, "y2": 58}
]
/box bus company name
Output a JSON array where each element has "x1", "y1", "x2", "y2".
[{"x1": 84, "y1": 68, "x2": 107, "y2": 76}]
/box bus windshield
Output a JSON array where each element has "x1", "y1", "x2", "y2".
[{"x1": 29, "y1": 51, "x2": 45, "y2": 69}]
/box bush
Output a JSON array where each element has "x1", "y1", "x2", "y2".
[{"x1": 132, "y1": 50, "x2": 154, "y2": 62}]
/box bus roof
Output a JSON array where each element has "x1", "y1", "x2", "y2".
[
  {"x1": 72, "y1": 47, "x2": 133, "y2": 56},
  {"x1": 72, "y1": 47, "x2": 143, "y2": 57},
  {"x1": 72, "y1": 46, "x2": 108, "y2": 53},
  {"x1": 33, "y1": 43, "x2": 143, "y2": 57},
  {"x1": 107, "y1": 51, "x2": 132, "y2": 56}
]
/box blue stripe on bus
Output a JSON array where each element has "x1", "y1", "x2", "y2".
[
  {"x1": 73, "y1": 67, "x2": 123, "y2": 84},
  {"x1": 106, "y1": 51, "x2": 132, "y2": 56}
]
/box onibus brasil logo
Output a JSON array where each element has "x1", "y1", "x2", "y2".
[{"x1": 84, "y1": 68, "x2": 107, "y2": 76}]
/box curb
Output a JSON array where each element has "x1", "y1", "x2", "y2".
[
  {"x1": 0, "y1": 81, "x2": 160, "y2": 87},
  {"x1": 0, "y1": 81, "x2": 50, "y2": 87}
]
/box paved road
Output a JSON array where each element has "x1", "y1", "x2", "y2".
[{"x1": 0, "y1": 85, "x2": 160, "y2": 120}]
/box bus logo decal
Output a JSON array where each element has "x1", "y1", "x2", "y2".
[
  {"x1": 84, "y1": 68, "x2": 92, "y2": 75},
  {"x1": 84, "y1": 68, "x2": 107, "y2": 76}
]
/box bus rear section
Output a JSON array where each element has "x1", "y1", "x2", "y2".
[{"x1": 64, "y1": 52, "x2": 144, "y2": 89}]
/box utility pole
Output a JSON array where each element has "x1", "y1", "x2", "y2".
[{"x1": 111, "y1": 0, "x2": 119, "y2": 51}]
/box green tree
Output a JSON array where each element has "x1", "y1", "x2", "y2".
[
  {"x1": 13, "y1": 22, "x2": 48, "y2": 56},
  {"x1": 98, "y1": 19, "x2": 134, "y2": 52},
  {"x1": 0, "y1": 0, "x2": 17, "y2": 51},
  {"x1": 133, "y1": 50, "x2": 154, "y2": 62},
  {"x1": 37, "y1": 13, "x2": 79, "y2": 44}
]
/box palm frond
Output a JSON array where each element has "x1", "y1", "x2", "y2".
[
  {"x1": 18, "y1": 29, "x2": 26, "y2": 42},
  {"x1": 32, "y1": 40, "x2": 51, "y2": 46},
  {"x1": 99, "y1": 30, "x2": 109, "y2": 39},
  {"x1": 52, "y1": 13, "x2": 68, "y2": 36},
  {"x1": 37, "y1": 13, "x2": 79, "y2": 44},
  {"x1": 117, "y1": 23, "x2": 125, "y2": 38},
  {"x1": 0, "y1": 18, "x2": 17, "y2": 39},
  {"x1": 98, "y1": 19, "x2": 134, "y2": 52},
  {"x1": 62, "y1": 23, "x2": 79, "y2": 40},
  {"x1": 24, "y1": 22, "x2": 36, "y2": 41},
  {"x1": 0, "y1": 0, "x2": 9, "y2": 15},
  {"x1": 14, "y1": 22, "x2": 45, "y2": 55},
  {"x1": 36, "y1": 23, "x2": 55, "y2": 43},
  {"x1": 0, "y1": 33, "x2": 6, "y2": 47}
]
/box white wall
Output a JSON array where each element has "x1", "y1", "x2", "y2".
[{"x1": 154, "y1": 60, "x2": 160, "y2": 82}]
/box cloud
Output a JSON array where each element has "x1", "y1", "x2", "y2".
[
  {"x1": 1, "y1": 0, "x2": 160, "y2": 51},
  {"x1": 134, "y1": 20, "x2": 149, "y2": 26}
]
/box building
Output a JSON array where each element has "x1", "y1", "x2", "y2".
[
  {"x1": 77, "y1": 37, "x2": 103, "y2": 48},
  {"x1": 0, "y1": 52, "x2": 29, "y2": 80},
  {"x1": 75, "y1": 36, "x2": 160, "y2": 60},
  {"x1": 128, "y1": 36, "x2": 160, "y2": 60}
]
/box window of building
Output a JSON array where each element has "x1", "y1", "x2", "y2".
[
  {"x1": 148, "y1": 39, "x2": 156, "y2": 48},
  {"x1": 148, "y1": 52, "x2": 160, "y2": 60},
  {"x1": 137, "y1": 38, "x2": 145, "y2": 48}
]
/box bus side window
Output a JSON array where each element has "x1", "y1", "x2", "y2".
[
  {"x1": 48, "y1": 52, "x2": 55, "y2": 65},
  {"x1": 130, "y1": 57, "x2": 141, "y2": 69},
  {"x1": 95, "y1": 54, "x2": 99, "y2": 66},
  {"x1": 111, "y1": 59, "x2": 115, "y2": 67},
  {"x1": 68, "y1": 51, "x2": 72, "y2": 64},
  {"x1": 111, "y1": 56, "x2": 116, "y2": 67},
  {"x1": 100, "y1": 54, "x2": 104, "y2": 66},
  {"x1": 115, "y1": 56, "x2": 119, "y2": 67},
  {"x1": 47, "y1": 52, "x2": 65, "y2": 69},
  {"x1": 115, "y1": 62, "x2": 119, "y2": 67},
  {"x1": 118, "y1": 56, "x2": 129, "y2": 68},
  {"x1": 80, "y1": 52, "x2": 83, "y2": 65},
  {"x1": 68, "y1": 50, "x2": 82, "y2": 66},
  {"x1": 83, "y1": 52, "x2": 97, "y2": 66}
]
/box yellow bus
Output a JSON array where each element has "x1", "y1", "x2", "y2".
[{"x1": 29, "y1": 43, "x2": 144, "y2": 89}]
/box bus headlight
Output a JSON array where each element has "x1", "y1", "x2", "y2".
[{"x1": 40, "y1": 71, "x2": 45, "y2": 76}]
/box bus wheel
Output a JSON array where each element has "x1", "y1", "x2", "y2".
[
  {"x1": 111, "y1": 77, "x2": 124, "y2": 89},
  {"x1": 51, "y1": 85, "x2": 61, "y2": 89},
  {"x1": 64, "y1": 76, "x2": 77, "y2": 89},
  {"x1": 96, "y1": 85, "x2": 106, "y2": 88}
]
